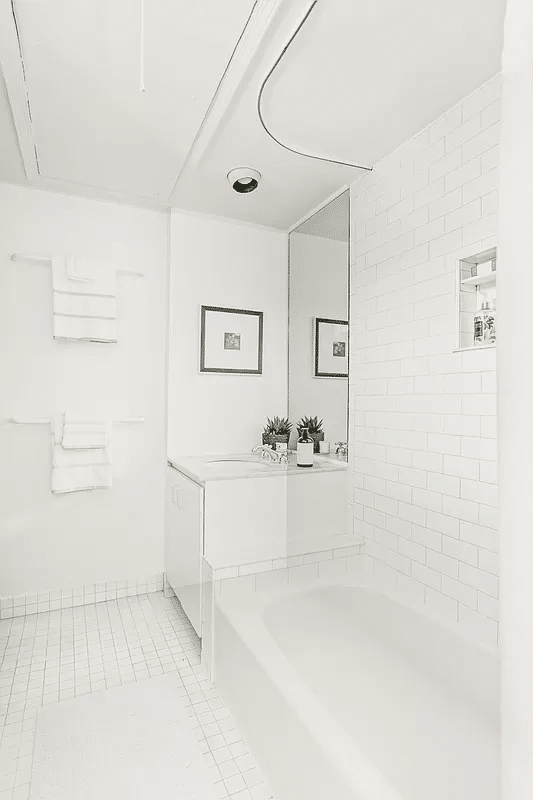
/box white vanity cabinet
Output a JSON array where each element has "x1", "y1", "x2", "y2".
[{"x1": 165, "y1": 466, "x2": 203, "y2": 637}]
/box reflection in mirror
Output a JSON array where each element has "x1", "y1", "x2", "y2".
[{"x1": 288, "y1": 190, "x2": 350, "y2": 455}]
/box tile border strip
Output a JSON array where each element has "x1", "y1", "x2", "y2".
[{"x1": 0, "y1": 572, "x2": 165, "y2": 619}]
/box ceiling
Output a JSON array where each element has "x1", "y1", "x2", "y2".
[
  {"x1": 295, "y1": 191, "x2": 349, "y2": 242},
  {"x1": 0, "y1": 0, "x2": 506, "y2": 229}
]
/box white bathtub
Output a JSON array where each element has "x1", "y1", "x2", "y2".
[{"x1": 214, "y1": 577, "x2": 500, "y2": 800}]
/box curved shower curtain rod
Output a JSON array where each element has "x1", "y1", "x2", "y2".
[{"x1": 257, "y1": 0, "x2": 372, "y2": 172}]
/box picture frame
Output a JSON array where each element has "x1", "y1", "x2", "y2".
[
  {"x1": 314, "y1": 317, "x2": 348, "y2": 378},
  {"x1": 200, "y1": 305, "x2": 263, "y2": 374}
]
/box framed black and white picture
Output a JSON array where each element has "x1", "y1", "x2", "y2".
[
  {"x1": 200, "y1": 305, "x2": 263, "y2": 374},
  {"x1": 314, "y1": 317, "x2": 348, "y2": 378}
]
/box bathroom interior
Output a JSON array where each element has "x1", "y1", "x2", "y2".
[{"x1": 0, "y1": 0, "x2": 531, "y2": 798}]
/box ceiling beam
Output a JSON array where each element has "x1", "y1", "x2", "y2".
[
  {"x1": 0, "y1": 0, "x2": 39, "y2": 180},
  {"x1": 169, "y1": 0, "x2": 285, "y2": 198}
]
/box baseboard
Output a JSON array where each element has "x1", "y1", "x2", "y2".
[{"x1": 0, "y1": 572, "x2": 165, "y2": 619}]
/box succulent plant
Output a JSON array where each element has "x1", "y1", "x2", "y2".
[
  {"x1": 297, "y1": 416, "x2": 324, "y2": 435},
  {"x1": 263, "y1": 416, "x2": 293, "y2": 436}
]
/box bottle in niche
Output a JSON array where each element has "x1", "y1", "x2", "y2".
[
  {"x1": 297, "y1": 427, "x2": 314, "y2": 467},
  {"x1": 474, "y1": 301, "x2": 496, "y2": 346}
]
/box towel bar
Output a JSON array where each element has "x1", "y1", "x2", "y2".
[{"x1": 5, "y1": 416, "x2": 144, "y2": 425}]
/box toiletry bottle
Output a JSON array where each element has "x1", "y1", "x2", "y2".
[
  {"x1": 297, "y1": 427, "x2": 314, "y2": 467},
  {"x1": 474, "y1": 301, "x2": 496, "y2": 345},
  {"x1": 486, "y1": 300, "x2": 496, "y2": 344}
]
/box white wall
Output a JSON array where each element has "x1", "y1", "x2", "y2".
[
  {"x1": 289, "y1": 232, "x2": 348, "y2": 445},
  {"x1": 0, "y1": 183, "x2": 169, "y2": 597},
  {"x1": 168, "y1": 211, "x2": 288, "y2": 456},
  {"x1": 350, "y1": 75, "x2": 500, "y2": 646}
]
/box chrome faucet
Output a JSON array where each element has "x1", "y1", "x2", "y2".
[
  {"x1": 251, "y1": 444, "x2": 282, "y2": 462},
  {"x1": 334, "y1": 441, "x2": 348, "y2": 459}
]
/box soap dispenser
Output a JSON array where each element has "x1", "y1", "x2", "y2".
[{"x1": 297, "y1": 427, "x2": 314, "y2": 468}]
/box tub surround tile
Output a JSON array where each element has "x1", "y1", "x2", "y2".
[
  {"x1": 351, "y1": 75, "x2": 500, "y2": 646},
  {"x1": 211, "y1": 538, "x2": 365, "y2": 583}
]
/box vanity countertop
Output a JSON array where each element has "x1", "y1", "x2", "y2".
[{"x1": 168, "y1": 451, "x2": 348, "y2": 486}]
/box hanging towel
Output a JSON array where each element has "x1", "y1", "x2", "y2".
[
  {"x1": 51, "y1": 256, "x2": 118, "y2": 343},
  {"x1": 51, "y1": 417, "x2": 112, "y2": 494},
  {"x1": 53, "y1": 315, "x2": 118, "y2": 343},
  {"x1": 52, "y1": 256, "x2": 117, "y2": 297}
]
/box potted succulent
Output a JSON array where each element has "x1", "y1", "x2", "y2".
[
  {"x1": 262, "y1": 416, "x2": 292, "y2": 450},
  {"x1": 297, "y1": 416, "x2": 324, "y2": 453}
]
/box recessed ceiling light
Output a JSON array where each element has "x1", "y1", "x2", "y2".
[{"x1": 227, "y1": 167, "x2": 262, "y2": 193}]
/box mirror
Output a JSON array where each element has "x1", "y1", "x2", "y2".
[{"x1": 288, "y1": 190, "x2": 350, "y2": 454}]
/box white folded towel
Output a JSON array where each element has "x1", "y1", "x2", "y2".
[
  {"x1": 53, "y1": 315, "x2": 118, "y2": 343},
  {"x1": 52, "y1": 256, "x2": 118, "y2": 343},
  {"x1": 51, "y1": 463, "x2": 112, "y2": 494},
  {"x1": 52, "y1": 256, "x2": 117, "y2": 297},
  {"x1": 51, "y1": 417, "x2": 112, "y2": 494},
  {"x1": 53, "y1": 293, "x2": 116, "y2": 319}
]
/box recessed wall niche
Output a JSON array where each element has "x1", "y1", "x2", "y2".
[{"x1": 455, "y1": 246, "x2": 497, "y2": 352}]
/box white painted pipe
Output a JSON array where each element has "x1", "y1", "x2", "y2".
[{"x1": 498, "y1": 1, "x2": 533, "y2": 797}]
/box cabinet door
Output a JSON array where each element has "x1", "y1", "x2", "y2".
[{"x1": 166, "y1": 468, "x2": 203, "y2": 637}]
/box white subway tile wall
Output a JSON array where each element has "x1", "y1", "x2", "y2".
[{"x1": 350, "y1": 75, "x2": 500, "y2": 644}]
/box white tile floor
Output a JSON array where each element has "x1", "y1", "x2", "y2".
[{"x1": 0, "y1": 592, "x2": 274, "y2": 800}]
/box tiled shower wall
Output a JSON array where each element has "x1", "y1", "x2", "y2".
[{"x1": 350, "y1": 75, "x2": 500, "y2": 645}]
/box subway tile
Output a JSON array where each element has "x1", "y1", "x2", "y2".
[
  {"x1": 442, "y1": 415, "x2": 481, "y2": 437},
  {"x1": 478, "y1": 504, "x2": 498, "y2": 530},
  {"x1": 460, "y1": 478, "x2": 498, "y2": 507},
  {"x1": 303, "y1": 550, "x2": 333, "y2": 564},
  {"x1": 463, "y1": 213, "x2": 498, "y2": 246},
  {"x1": 479, "y1": 460, "x2": 497, "y2": 484},
  {"x1": 429, "y1": 148, "x2": 462, "y2": 182},
  {"x1": 412, "y1": 488, "x2": 443, "y2": 513},
  {"x1": 442, "y1": 495, "x2": 479, "y2": 524},
  {"x1": 428, "y1": 188, "x2": 462, "y2": 221},
  {"x1": 443, "y1": 454, "x2": 479, "y2": 480},
  {"x1": 459, "y1": 563, "x2": 498, "y2": 597},
  {"x1": 442, "y1": 536, "x2": 478, "y2": 567},
  {"x1": 426, "y1": 549, "x2": 459, "y2": 579},
  {"x1": 462, "y1": 169, "x2": 499, "y2": 204},
  {"x1": 398, "y1": 502, "x2": 426, "y2": 527},
  {"x1": 478, "y1": 548, "x2": 499, "y2": 576},
  {"x1": 445, "y1": 114, "x2": 482, "y2": 152},
  {"x1": 441, "y1": 575, "x2": 478, "y2": 609},
  {"x1": 462, "y1": 123, "x2": 500, "y2": 162},
  {"x1": 461, "y1": 437, "x2": 497, "y2": 461},
  {"x1": 445, "y1": 156, "x2": 482, "y2": 194},
  {"x1": 411, "y1": 562, "x2": 442, "y2": 591},
  {"x1": 426, "y1": 510, "x2": 460, "y2": 539},
  {"x1": 482, "y1": 145, "x2": 499, "y2": 173},
  {"x1": 427, "y1": 472, "x2": 460, "y2": 497},
  {"x1": 398, "y1": 538, "x2": 426, "y2": 565},
  {"x1": 460, "y1": 521, "x2": 498, "y2": 552},
  {"x1": 477, "y1": 592, "x2": 499, "y2": 622},
  {"x1": 462, "y1": 393, "x2": 496, "y2": 416},
  {"x1": 413, "y1": 450, "x2": 443, "y2": 473}
]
